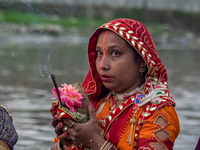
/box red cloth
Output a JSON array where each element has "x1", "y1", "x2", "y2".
[{"x1": 82, "y1": 19, "x2": 168, "y2": 101}]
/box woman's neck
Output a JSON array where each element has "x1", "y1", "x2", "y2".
[
  {"x1": 111, "y1": 83, "x2": 145, "y2": 102},
  {"x1": 113, "y1": 80, "x2": 145, "y2": 95}
]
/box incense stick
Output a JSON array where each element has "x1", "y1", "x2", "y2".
[{"x1": 49, "y1": 70, "x2": 62, "y2": 105}]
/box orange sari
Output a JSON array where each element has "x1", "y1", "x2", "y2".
[{"x1": 96, "y1": 95, "x2": 179, "y2": 150}]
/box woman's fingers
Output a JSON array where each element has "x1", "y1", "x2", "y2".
[
  {"x1": 55, "y1": 104, "x2": 102, "y2": 147},
  {"x1": 62, "y1": 124, "x2": 70, "y2": 133},
  {"x1": 50, "y1": 101, "x2": 59, "y2": 116},
  {"x1": 63, "y1": 118, "x2": 76, "y2": 129},
  {"x1": 52, "y1": 118, "x2": 72, "y2": 147},
  {"x1": 88, "y1": 104, "x2": 97, "y2": 122},
  {"x1": 55, "y1": 122, "x2": 64, "y2": 135},
  {"x1": 51, "y1": 115, "x2": 58, "y2": 127},
  {"x1": 58, "y1": 132, "x2": 72, "y2": 147}
]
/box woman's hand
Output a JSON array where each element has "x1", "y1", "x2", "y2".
[
  {"x1": 50, "y1": 101, "x2": 59, "y2": 117},
  {"x1": 51, "y1": 101, "x2": 71, "y2": 149},
  {"x1": 52, "y1": 115, "x2": 72, "y2": 148},
  {"x1": 63, "y1": 105, "x2": 105, "y2": 149}
]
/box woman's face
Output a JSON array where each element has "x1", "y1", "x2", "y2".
[{"x1": 95, "y1": 30, "x2": 144, "y2": 94}]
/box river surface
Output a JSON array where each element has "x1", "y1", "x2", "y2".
[{"x1": 0, "y1": 34, "x2": 200, "y2": 150}]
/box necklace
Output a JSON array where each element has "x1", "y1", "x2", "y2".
[{"x1": 111, "y1": 84, "x2": 144, "y2": 102}]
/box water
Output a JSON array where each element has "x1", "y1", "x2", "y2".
[
  {"x1": 157, "y1": 49, "x2": 200, "y2": 149},
  {"x1": 0, "y1": 34, "x2": 200, "y2": 150}
]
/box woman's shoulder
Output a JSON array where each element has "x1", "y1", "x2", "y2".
[
  {"x1": 149, "y1": 105, "x2": 179, "y2": 123},
  {"x1": 141, "y1": 101, "x2": 179, "y2": 127},
  {"x1": 0, "y1": 105, "x2": 18, "y2": 150},
  {"x1": 138, "y1": 105, "x2": 180, "y2": 148},
  {"x1": 0, "y1": 105, "x2": 13, "y2": 122},
  {"x1": 0, "y1": 105, "x2": 9, "y2": 112}
]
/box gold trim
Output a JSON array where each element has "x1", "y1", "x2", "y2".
[
  {"x1": 100, "y1": 140, "x2": 108, "y2": 150},
  {"x1": 59, "y1": 106, "x2": 89, "y2": 123},
  {"x1": 0, "y1": 141, "x2": 11, "y2": 150}
]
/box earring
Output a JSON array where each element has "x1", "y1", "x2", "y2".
[{"x1": 139, "y1": 64, "x2": 146, "y2": 77}]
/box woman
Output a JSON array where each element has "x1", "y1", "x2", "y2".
[
  {"x1": 0, "y1": 105, "x2": 18, "y2": 150},
  {"x1": 51, "y1": 18, "x2": 180, "y2": 150}
]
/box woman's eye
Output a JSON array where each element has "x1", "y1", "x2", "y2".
[
  {"x1": 112, "y1": 51, "x2": 120, "y2": 56},
  {"x1": 96, "y1": 51, "x2": 103, "y2": 56}
]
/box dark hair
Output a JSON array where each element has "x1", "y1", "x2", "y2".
[
  {"x1": 132, "y1": 47, "x2": 148, "y2": 78},
  {"x1": 132, "y1": 47, "x2": 142, "y2": 61},
  {"x1": 97, "y1": 85, "x2": 110, "y2": 102}
]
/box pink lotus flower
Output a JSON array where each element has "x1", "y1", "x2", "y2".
[{"x1": 52, "y1": 83, "x2": 84, "y2": 112}]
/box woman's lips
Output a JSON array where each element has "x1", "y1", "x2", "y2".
[{"x1": 100, "y1": 74, "x2": 113, "y2": 82}]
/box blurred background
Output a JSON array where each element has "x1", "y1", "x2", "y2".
[{"x1": 0, "y1": 0, "x2": 200, "y2": 149}]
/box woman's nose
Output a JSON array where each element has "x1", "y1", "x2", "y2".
[{"x1": 100, "y1": 53, "x2": 109, "y2": 70}]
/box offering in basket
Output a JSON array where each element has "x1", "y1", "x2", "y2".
[{"x1": 51, "y1": 82, "x2": 91, "y2": 123}]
